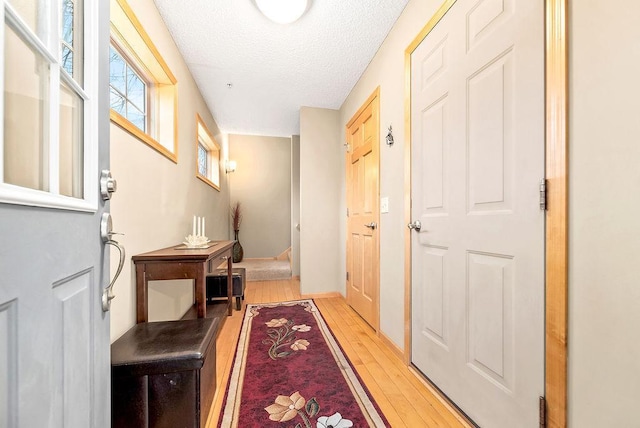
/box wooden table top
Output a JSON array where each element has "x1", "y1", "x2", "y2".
[{"x1": 131, "y1": 240, "x2": 234, "y2": 262}]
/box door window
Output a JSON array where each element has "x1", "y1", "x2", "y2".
[{"x1": 1, "y1": 0, "x2": 98, "y2": 210}]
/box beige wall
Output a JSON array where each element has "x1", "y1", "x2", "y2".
[
  {"x1": 299, "y1": 107, "x2": 341, "y2": 294},
  {"x1": 339, "y1": 0, "x2": 442, "y2": 349},
  {"x1": 228, "y1": 134, "x2": 291, "y2": 258},
  {"x1": 568, "y1": 2, "x2": 640, "y2": 425},
  {"x1": 109, "y1": 0, "x2": 230, "y2": 342}
]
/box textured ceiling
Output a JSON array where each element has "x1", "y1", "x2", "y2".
[{"x1": 153, "y1": 0, "x2": 409, "y2": 137}]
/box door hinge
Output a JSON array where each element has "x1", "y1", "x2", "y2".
[
  {"x1": 347, "y1": 208, "x2": 349, "y2": 217},
  {"x1": 539, "y1": 396, "x2": 547, "y2": 428},
  {"x1": 539, "y1": 179, "x2": 548, "y2": 211},
  {"x1": 346, "y1": 272, "x2": 350, "y2": 281}
]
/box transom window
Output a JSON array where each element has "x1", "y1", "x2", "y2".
[
  {"x1": 109, "y1": 45, "x2": 147, "y2": 133},
  {"x1": 195, "y1": 114, "x2": 220, "y2": 191},
  {"x1": 198, "y1": 143, "x2": 208, "y2": 177},
  {"x1": 1, "y1": 0, "x2": 98, "y2": 210}
]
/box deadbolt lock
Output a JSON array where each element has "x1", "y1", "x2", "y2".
[{"x1": 100, "y1": 170, "x2": 117, "y2": 201}]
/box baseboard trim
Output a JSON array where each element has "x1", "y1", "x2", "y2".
[
  {"x1": 301, "y1": 292, "x2": 343, "y2": 299},
  {"x1": 378, "y1": 331, "x2": 404, "y2": 360}
]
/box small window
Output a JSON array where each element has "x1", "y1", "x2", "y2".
[
  {"x1": 109, "y1": 0, "x2": 177, "y2": 163},
  {"x1": 109, "y1": 45, "x2": 147, "y2": 133},
  {"x1": 195, "y1": 114, "x2": 220, "y2": 191},
  {"x1": 197, "y1": 143, "x2": 208, "y2": 177},
  {"x1": 61, "y1": 0, "x2": 83, "y2": 84}
]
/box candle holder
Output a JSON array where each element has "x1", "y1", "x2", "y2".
[{"x1": 183, "y1": 234, "x2": 210, "y2": 248}]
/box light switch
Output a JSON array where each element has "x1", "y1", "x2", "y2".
[{"x1": 381, "y1": 197, "x2": 389, "y2": 213}]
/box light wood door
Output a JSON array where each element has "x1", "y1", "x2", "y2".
[
  {"x1": 346, "y1": 89, "x2": 380, "y2": 330},
  {"x1": 409, "y1": 0, "x2": 544, "y2": 426},
  {"x1": 0, "y1": 1, "x2": 111, "y2": 426}
]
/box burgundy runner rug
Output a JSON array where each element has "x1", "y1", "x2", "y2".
[{"x1": 218, "y1": 299, "x2": 388, "y2": 427}]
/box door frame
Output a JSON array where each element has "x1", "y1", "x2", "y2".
[{"x1": 403, "y1": 1, "x2": 568, "y2": 427}]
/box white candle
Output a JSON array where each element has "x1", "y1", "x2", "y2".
[
  {"x1": 203, "y1": 218, "x2": 206, "y2": 237},
  {"x1": 192, "y1": 215, "x2": 196, "y2": 236},
  {"x1": 197, "y1": 217, "x2": 201, "y2": 236}
]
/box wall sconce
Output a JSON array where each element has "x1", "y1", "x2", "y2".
[
  {"x1": 385, "y1": 125, "x2": 394, "y2": 146},
  {"x1": 225, "y1": 160, "x2": 237, "y2": 173}
]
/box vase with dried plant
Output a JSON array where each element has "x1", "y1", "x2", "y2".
[{"x1": 231, "y1": 202, "x2": 244, "y2": 263}]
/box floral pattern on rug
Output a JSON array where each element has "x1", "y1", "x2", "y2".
[
  {"x1": 264, "y1": 391, "x2": 353, "y2": 428},
  {"x1": 219, "y1": 300, "x2": 389, "y2": 427},
  {"x1": 264, "y1": 318, "x2": 312, "y2": 360}
]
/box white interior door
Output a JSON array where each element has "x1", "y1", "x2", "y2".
[
  {"x1": 0, "y1": 0, "x2": 111, "y2": 426},
  {"x1": 410, "y1": 0, "x2": 544, "y2": 426}
]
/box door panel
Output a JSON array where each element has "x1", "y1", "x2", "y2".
[
  {"x1": 467, "y1": 251, "x2": 514, "y2": 390},
  {"x1": 346, "y1": 90, "x2": 380, "y2": 329},
  {"x1": 0, "y1": 300, "x2": 16, "y2": 427},
  {"x1": 54, "y1": 270, "x2": 93, "y2": 427},
  {"x1": 467, "y1": 49, "x2": 513, "y2": 212},
  {"x1": 421, "y1": 98, "x2": 448, "y2": 213},
  {"x1": 419, "y1": 246, "x2": 448, "y2": 349},
  {"x1": 410, "y1": 0, "x2": 544, "y2": 426}
]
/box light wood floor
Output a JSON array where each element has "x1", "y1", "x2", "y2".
[{"x1": 206, "y1": 279, "x2": 469, "y2": 427}]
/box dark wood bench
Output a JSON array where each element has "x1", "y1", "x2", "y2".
[{"x1": 111, "y1": 318, "x2": 219, "y2": 428}]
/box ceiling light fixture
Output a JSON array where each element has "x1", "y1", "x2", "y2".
[{"x1": 255, "y1": 0, "x2": 309, "y2": 24}]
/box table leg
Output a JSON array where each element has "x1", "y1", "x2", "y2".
[
  {"x1": 227, "y1": 254, "x2": 233, "y2": 315},
  {"x1": 196, "y1": 263, "x2": 207, "y2": 318},
  {"x1": 135, "y1": 264, "x2": 148, "y2": 323}
]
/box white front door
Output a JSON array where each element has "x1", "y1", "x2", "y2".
[
  {"x1": 410, "y1": 0, "x2": 544, "y2": 426},
  {"x1": 0, "y1": 1, "x2": 111, "y2": 426}
]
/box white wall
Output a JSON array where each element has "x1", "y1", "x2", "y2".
[
  {"x1": 291, "y1": 135, "x2": 301, "y2": 277},
  {"x1": 228, "y1": 134, "x2": 291, "y2": 258},
  {"x1": 339, "y1": 0, "x2": 442, "y2": 348},
  {"x1": 568, "y1": 2, "x2": 640, "y2": 425},
  {"x1": 299, "y1": 107, "x2": 341, "y2": 294},
  {"x1": 109, "y1": 0, "x2": 230, "y2": 342}
]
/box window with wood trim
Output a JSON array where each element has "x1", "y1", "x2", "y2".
[
  {"x1": 109, "y1": 44, "x2": 147, "y2": 133},
  {"x1": 109, "y1": 0, "x2": 177, "y2": 162},
  {"x1": 195, "y1": 114, "x2": 220, "y2": 191}
]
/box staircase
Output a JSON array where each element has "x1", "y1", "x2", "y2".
[{"x1": 233, "y1": 248, "x2": 292, "y2": 281}]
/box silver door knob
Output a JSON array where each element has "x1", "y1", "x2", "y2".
[
  {"x1": 364, "y1": 222, "x2": 377, "y2": 230},
  {"x1": 407, "y1": 220, "x2": 422, "y2": 231}
]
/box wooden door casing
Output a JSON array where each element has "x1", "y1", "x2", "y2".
[{"x1": 346, "y1": 88, "x2": 380, "y2": 330}]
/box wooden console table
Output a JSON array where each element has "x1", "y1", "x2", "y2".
[{"x1": 132, "y1": 241, "x2": 235, "y2": 323}]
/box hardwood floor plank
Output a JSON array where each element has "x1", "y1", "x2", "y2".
[
  {"x1": 330, "y1": 298, "x2": 464, "y2": 427},
  {"x1": 205, "y1": 279, "x2": 464, "y2": 428},
  {"x1": 318, "y1": 298, "x2": 454, "y2": 427}
]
